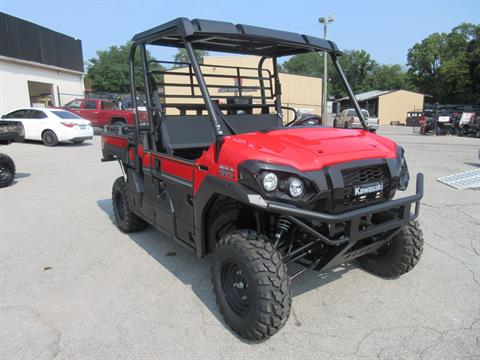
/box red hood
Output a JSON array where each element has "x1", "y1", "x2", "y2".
[{"x1": 219, "y1": 127, "x2": 397, "y2": 171}]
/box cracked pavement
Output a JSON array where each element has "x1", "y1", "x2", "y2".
[{"x1": 1, "y1": 126, "x2": 479, "y2": 359}]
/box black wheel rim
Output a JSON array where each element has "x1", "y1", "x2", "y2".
[
  {"x1": 0, "y1": 164, "x2": 10, "y2": 181},
  {"x1": 114, "y1": 192, "x2": 125, "y2": 221},
  {"x1": 221, "y1": 260, "x2": 251, "y2": 316}
]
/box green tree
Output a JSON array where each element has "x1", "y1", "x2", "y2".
[
  {"x1": 368, "y1": 64, "x2": 414, "y2": 91},
  {"x1": 407, "y1": 23, "x2": 479, "y2": 104},
  {"x1": 174, "y1": 48, "x2": 209, "y2": 65},
  {"x1": 282, "y1": 50, "x2": 380, "y2": 98},
  {"x1": 280, "y1": 52, "x2": 323, "y2": 77},
  {"x1": 85, "y1": 42, "x2": 163, "y2": 93}
]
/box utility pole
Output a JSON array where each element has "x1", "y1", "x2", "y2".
[{"x1": 319, "y1": 15, "x2": 334, "y2": 124}]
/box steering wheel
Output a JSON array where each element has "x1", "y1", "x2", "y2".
[
  {"x1": 286, "y1": 114, "x2": 323, "y2": 127},
  {"x1": 282, "y1": 106, "x2": 298, "y2": 126}
]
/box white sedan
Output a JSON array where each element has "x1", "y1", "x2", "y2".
[{"x1": 1, "y1": 108, "x2": 93, "y2": 146}]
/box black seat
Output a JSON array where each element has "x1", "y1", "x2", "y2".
[
  {"x1": 160, "y1": 113, "x2": 281, "y2": 157},
  {"x1": 161, "y1": 115, "x2": 216, "y2": 155},
  {"x1": 223, "y1": 114, "x2": 280, "y2": 134}
]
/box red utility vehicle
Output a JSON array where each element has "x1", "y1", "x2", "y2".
[
  {"x1": 101, "y1": 18, "x2": 424, "y2": 341},
  {"x1": 64, "y1": 99, "x2": 146, "y2": 127}
]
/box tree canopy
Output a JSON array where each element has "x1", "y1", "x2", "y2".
[
  {"x1": 407, "y1": 23, "x2": 479, "y2": 104},
  {"x1": 174, "y1": 48, "x2": 209, "y2": 65},
  {"x1": 85, "y1": 42, "x2": 162, "y2": 93},
  {"x1": 282, "y1": 50, "x2": 413, "y2": 99},
  {"x1": 283, "y1": 22, "x2": 480, "y2": 105}
]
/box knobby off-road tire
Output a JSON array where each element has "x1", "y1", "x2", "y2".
[
  {"x1": 42, "y1": 130, "x2": 59, "y2": 147},
  {"x1": 0, "y1": 153, "x2": 15, "y2": 188},
  {"x1": 357, "y1": 219, "x2": 423, "y2": 277},
  {"x1": 112, "y1": 177, "x2": 147, "y2": 233},
  {"x1": 212, "y1": 230, "x2": 291, "y2": 341}
]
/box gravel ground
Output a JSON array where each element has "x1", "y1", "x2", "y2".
[{"x1": 1, "y1": 126, "x2": 479, "y2": 360}]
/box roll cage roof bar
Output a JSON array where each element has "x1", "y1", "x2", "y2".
[{"x1": 128, "y1": 18, "x2": 367, "y2": 167}]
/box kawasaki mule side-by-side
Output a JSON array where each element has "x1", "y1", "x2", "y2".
[{"x1": 101, "y1": 18, "x2": 424, "y2": 340}]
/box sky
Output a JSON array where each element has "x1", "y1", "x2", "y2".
[{"x1": 1, "y1": 0, "x2": 479, "y2": 66}]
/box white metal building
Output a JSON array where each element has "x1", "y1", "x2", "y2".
[{"x1": 0, "y1": 12, "x2": 85, "y2": 116}]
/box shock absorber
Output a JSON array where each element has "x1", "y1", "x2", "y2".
[{"x1": 273, "y1": 216, "x2": 292, "y2": 247}]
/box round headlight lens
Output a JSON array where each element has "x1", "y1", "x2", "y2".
[
  {"x1": 288, "y1": 177, "x2": 304, "y2": 198},
  {"x1": 262, "y1": 172, "x2": 278, "y2": 192}
]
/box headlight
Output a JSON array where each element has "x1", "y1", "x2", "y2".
[
  {"x1": 288, "y1": 177, "x2": 304, "y2": 197},
  {"x1": 262, "y1": 172, "x2": 278, "y2": 192},
  {"x1": 398, "y1": 155, "x2": 409, "y2": 190}
]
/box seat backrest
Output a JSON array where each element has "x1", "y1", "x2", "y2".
[
  {"x1": 223, "y1": 114, "x2": 281, "y2": 134},
  {"x1": 160, "y1": 113, "x2": 281, "y2": 155},
  {"x1": 161, "y1": 115, "x2": 216, "y2": 154}
]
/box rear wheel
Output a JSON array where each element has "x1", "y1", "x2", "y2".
[
  {"x1": 42, "y1": 130, "x2": 58, "y2": 146},
  {"x1": 357, "y1": 219, "x2": 423, "y2": 277},
  {"x1": 212, "y1": 230, "x2": 291, "y2": 341},
  {"x1": 0, "y1": 153, "x2": 15, "y2": 188},
  {"x1": 112, "y1": 177, "x2": 147, "y2": 232}
]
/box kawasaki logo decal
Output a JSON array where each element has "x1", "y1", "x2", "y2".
[{"x1": 354, "y1": 182, "x2": 384, "y2": 196}]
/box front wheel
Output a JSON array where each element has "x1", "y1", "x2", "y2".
[
  {"x1": 0, "y1": 153, "x2": 15, "y2": 188},
  {"x1": 357, "y1": 219, "x2": 423, "y2": 277},
  {"x1": 212, "y1": 230, "x2": 291, "y2": 341}
]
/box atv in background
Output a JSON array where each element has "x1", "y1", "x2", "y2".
[
  {"x1": 458, "y1": 109, "x2": 480, "y2": 138},
  {"x1": 0, "y1": 120, "x2": 24, "y2": 187}
]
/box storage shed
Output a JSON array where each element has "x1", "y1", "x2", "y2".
[{"x1": 337, "y1": 90, "x2": 426, "y2": 125}]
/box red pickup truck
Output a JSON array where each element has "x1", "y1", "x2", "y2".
[{"x1": 63, "y1": 99, "x2": 146, "y2": 127}]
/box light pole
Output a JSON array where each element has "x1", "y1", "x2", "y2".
[{"x1": 319, "y1": 15, "x2": 334, "y2": 124}]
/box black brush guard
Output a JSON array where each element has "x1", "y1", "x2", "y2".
[{"x1": 258, "y1": 173, "x2": 424, "y2": 279}]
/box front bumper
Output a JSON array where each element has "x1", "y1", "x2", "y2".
[{"x1": 249, "y1": 173, "x2": 423, "y2": 243}]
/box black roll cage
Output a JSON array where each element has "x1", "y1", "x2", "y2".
[{"x1": 128, "y1": 18, "x2": 367, "y2": 168}]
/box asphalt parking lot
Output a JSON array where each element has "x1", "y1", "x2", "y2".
[{"x1": 1, "y1": 126, "x2": 479, "y2": 360}]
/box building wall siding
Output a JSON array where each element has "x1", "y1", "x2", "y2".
[
  {"x1": 0, "y1": 58, "x2": 84, "y2": 115},
  {"x1": 378, "y1": 90, "x2": 424, "y2": 125}
]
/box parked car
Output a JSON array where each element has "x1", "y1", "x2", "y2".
[
  {"x1": 1, "y1": 108, "x2": 93, "y2": 146},
  {"x1": 0, "y1": 120, "x2": 24, "y2": 187},
  {"x1": 101, "y1": 18, "x2": 424, "y2": 340},
  {"x1": 63, "y1": 99, "x2": 147, "y2": 127},
  {"x1": 334, "y1": 108, "x2": 379, "y2": 132}
]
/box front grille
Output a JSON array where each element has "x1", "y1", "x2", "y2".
[
  {"x1": 342, "y1": 166, "x2": 387, "y2": 187},
  {"x1": 341, "y1": 165, "x2": 390, "y2": 210}
]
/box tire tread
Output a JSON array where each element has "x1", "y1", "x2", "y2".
[
  {"x1": 212, "y1": 230, "x2": 291, "y2": 340},
  {"x1": 112, "y1": 177, "x2": 147, "y2": 233}
]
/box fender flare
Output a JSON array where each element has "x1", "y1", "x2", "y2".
[{"x1": 193, "y1": 175, "x2": 258, "y2": 257}]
